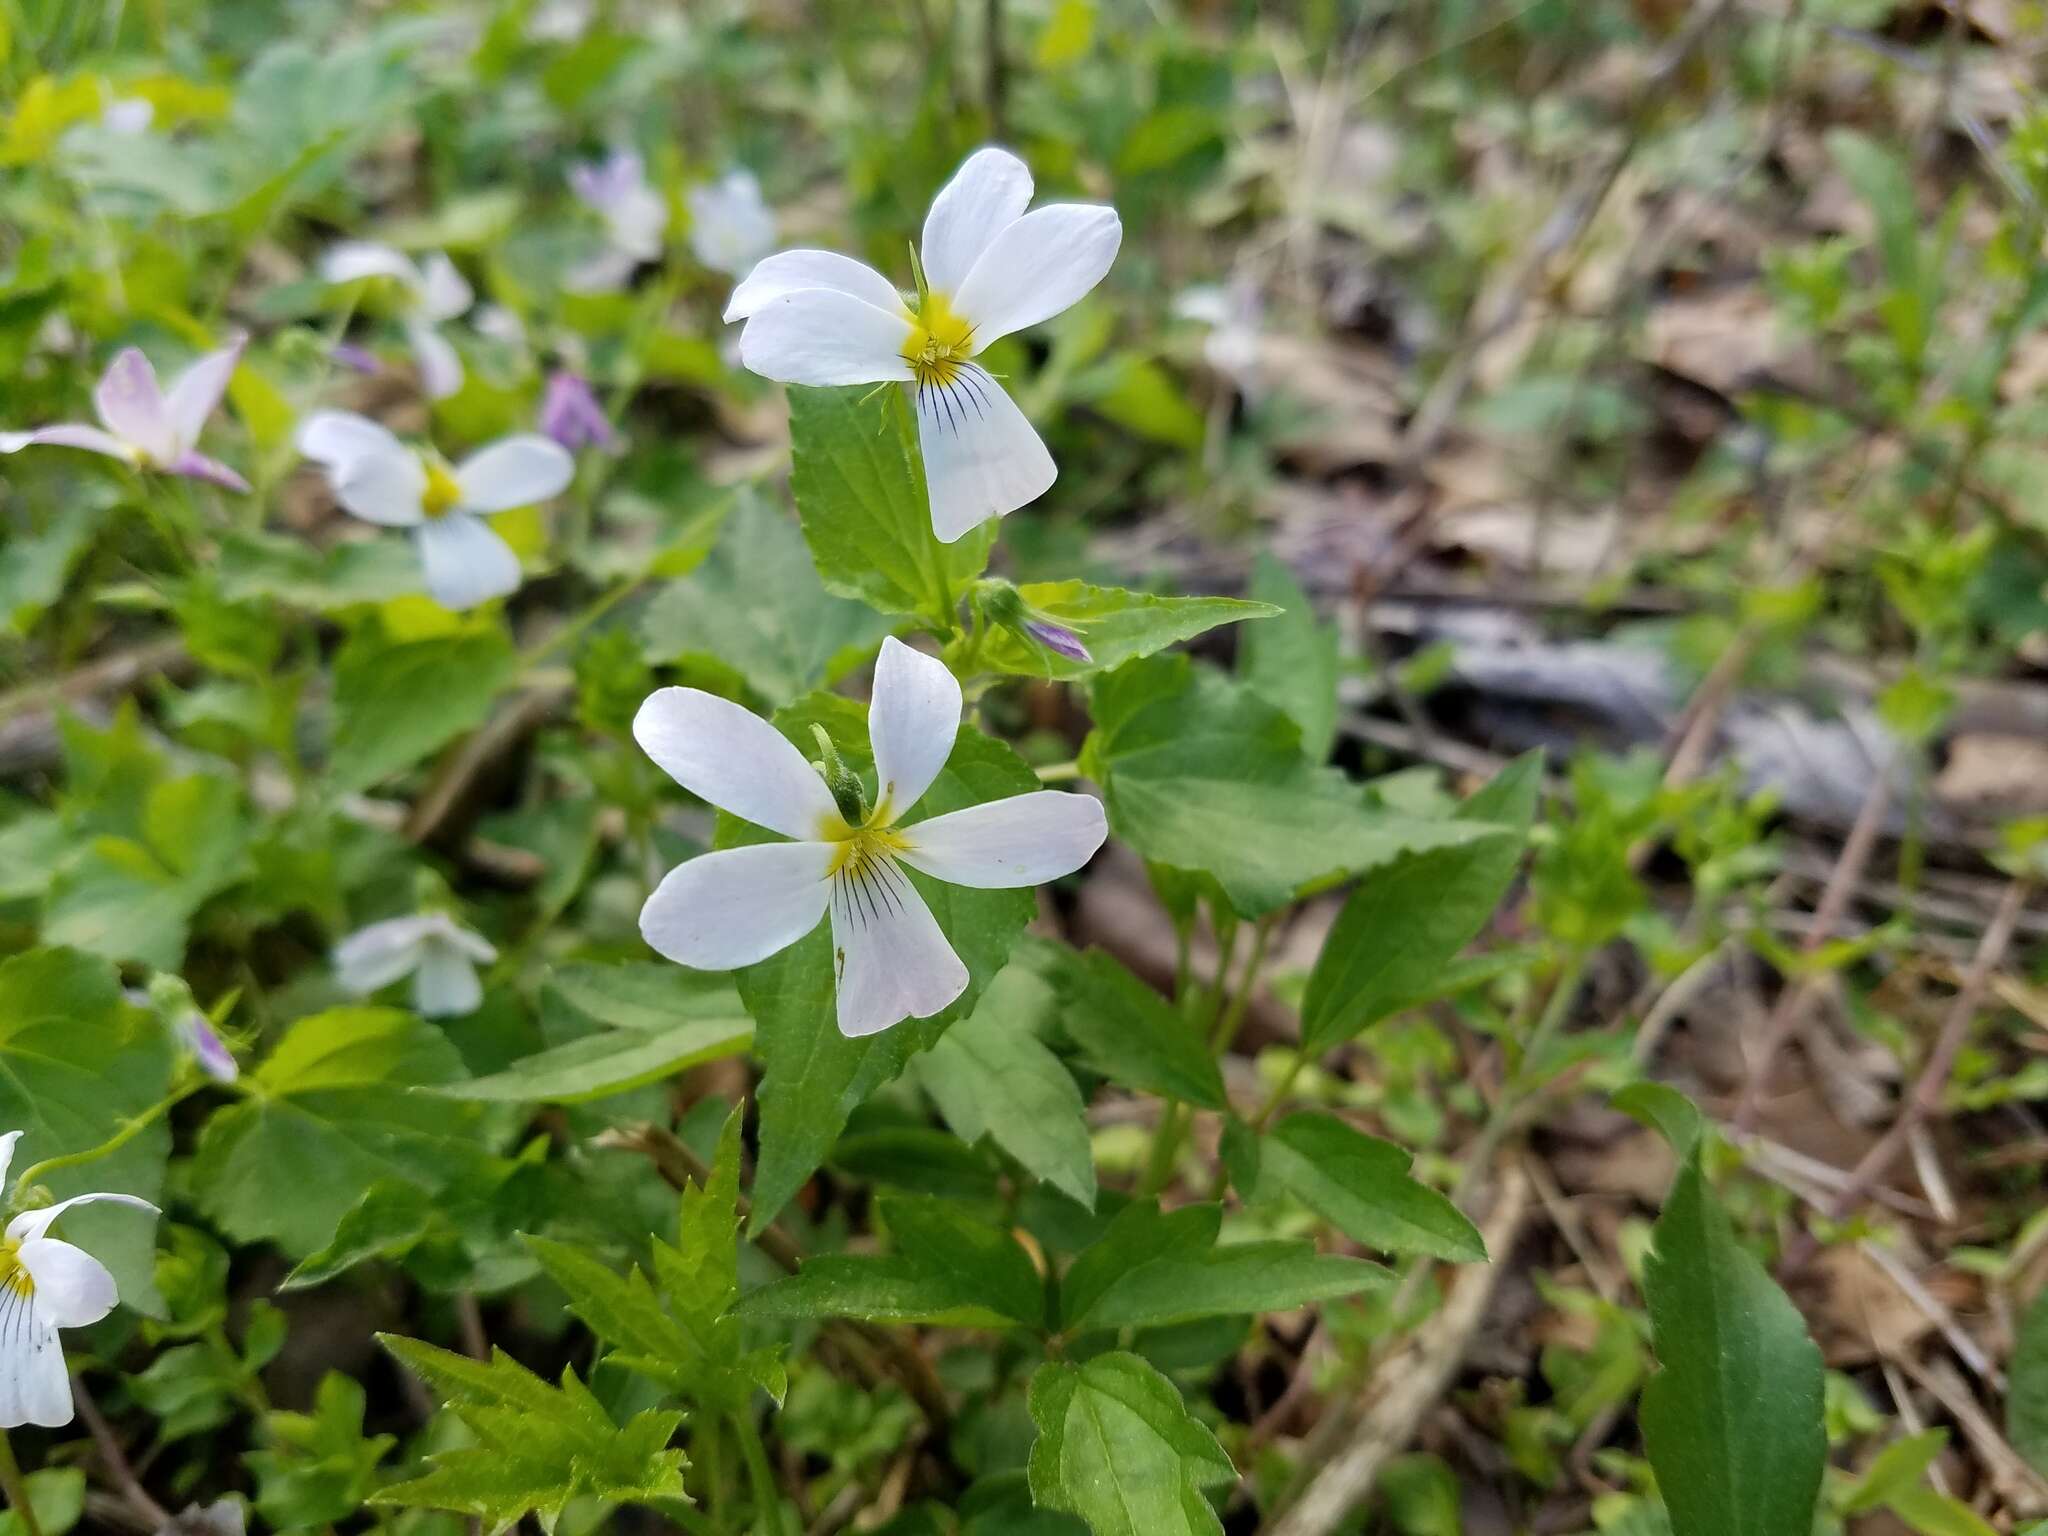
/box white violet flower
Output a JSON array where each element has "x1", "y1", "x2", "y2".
[
  {"x1": 0, "y1": 338, "x2": 249, "y2": 491},
  {"x1": 725, "y1": 145, "x2": 1121, "y2": 543},
  {"x1": 319, "y1": 243, "x2": 474, "y2": 400},
  {"x1": 568, "y1": 149, "x2": 667, "y2": 293},
  {"x1": 635, "y1": 636, "x2": 1108, "y2": 1038},
  {"x1": 687, "y1": 169, "x2": 776, "y2": 279},
  {"x1": 333, "y1": 911, "x2": 499, "y2": 1018},
  {"x1": 0, "y1": 1131, "x2": 159, "y2": 1428},
  {"x1": 296, "y1": 411, "x2": 573, "y2": 611}
]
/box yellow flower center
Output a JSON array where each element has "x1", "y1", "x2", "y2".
[
  {"x1": 421, "y1": 458, "x2": 464, "y2": 520},
  {"x1": 825, "y1": 823, "x2": 911, "y2": 880},
  {"x1": 900, "y1": 291, "x2": 976, "y2": 390},
  {"x1": 0, "y1": 1240, "x2": 34, "y2": 1300}
]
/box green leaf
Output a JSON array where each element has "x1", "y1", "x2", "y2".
[
  {"x1": 193, "y1": 1007, "x2": 483, "y2": 1257},
  {"x1": 640, "y1": 495, "x2": 889, "y2": 702},
  {"x1": 911, "y1": 962, "x2": 1097, "y2": 1208},
  {"x1": 374, "y1": 1336, "x2": 688, "y2": 1534},
  {"x1": 1073, "y1": 1237, "x2": 1385, "y2": 1333},
  {"x1": 1641, "y1": 1155, "x2": 1825, "y2": 1536},
  {"x1": 0, "y1": 947, "x2": 172, "y2": 1311},
  {"x1": 1239, "y1": 554, "x2": 1337, "y2": 761},
  {"x1": 2011, "y1": 1284, "x2": 2048, "y2": 1477},
  {"x1": 0, "y1": 1468, "x2": 84, "y2": 1536},
  {"x1": 442, "y1": 964, "x2": 752, "y2": 1102},
  {"x1": 1060, "y1": 1201, "x2": 1221, "y2": 1331},
  {"x1": 1299, "y1": 753, "x2": 1538, "y2": 1054},
  {"x1": 1256, "y1": 1113, "x2": 1484, "y2": 1262},
  {"x1": 1028, "y1": 942, "x2": 1225, "y2": 1110},
  {"x1": 735, "y1": 1195, "x2": 1044, "y2": 1330},
  {"x1": 1027, "y1": 1352, "x2": 1234, "y2": 1536},
  {"x1": 1886, "y1": 1487, "x2": 2000, "y2": 1536},
  {"x1": 977, "y1": 579, "x2": 1275, "y2": 682},
  {"x1": 1612, "y1": 1083, "x2": 1705, "y2": 1163},
  {"x1": 1844, "y1": 1429, "x2": 1948, "y2": 1514},
  {"x1": 788, "y1": 385, "x2": 992, "y2": 626},
  {"x1": 1082, "y1": 656, "x2": 1500, "y2": 917},
  {"x1": 328, "y1": 625, "x2": 517, "y2": 792},
  {"x1": 729, "y1": 694, "x2": 1038, "y2": 1228},
  {"x1": 43, "y1": 772, "x2": 252, "y2": 969},
  {"x1": 246, "y1": 1373, "x2": 395, "y2": 1530}
]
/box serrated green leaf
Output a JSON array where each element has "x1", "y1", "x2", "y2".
[
  {"x1": 1027, "y1": 1352, "x2": 1233, "y2": 1536},
  {"x1": 442, "y1": 965, "x2": 751, "y2": 1102},
  {"x1": 1641, "y1": 1155, "x2": 1825, "y2": 1536},
  {"x1": 328, "y1": 625, "x2": 517, "y2": 793},
  {"x1": 1612, "y1": 1083, "x2": 1705, "y2": 1162},
  {"x1": 374, "y1": 1336, "x2": 687, "y2": 1534},
  {"x1": 1082, "y1": 656, "x2": 1500, "y2": 917},
  {"x1": 193, "y1": 1007, "x2": 483, "y2": 1257},
  {"x1": 1239, "y1": 553, "x2": 1337, "y2": 761},
  {"x1": 728, "y1": 693, "x2": 1037, "y2": 1228},
  {"x1": 735, "y1": 1195, "x2": 1043, "y2": 1330},
  {"x1": 912, "y1": 961, "x2": 1096, "y2": 1208},
  {"x1": 640, "y1": 495, "x2": 889, "y2": 702},
  {"x1": 1257, "y1": 1113, "x2": 1484, "y2": 1262},
  {"x1": 788, "y1": 385, "x2": 992, "y2": 625},
  {"x1": 977, "y1": 579, "x2": 1275, "y2": 682},
  {"x1": 1061, "y1": 1201, "x2": 1221, "y2": 1331},
  {"x1": 0, "y1": 947, "x2": 171, "y2": 1312},
  {"x1": 1073, "y1": 1238, "x2": 1386, "y2": 1333},
  {"x1": 1027, "y1": 942, "x2": 1224, "y2": 1110},
  {"x1": 1299, "y1": 752, "x2": 1537, "y2": 1054}
]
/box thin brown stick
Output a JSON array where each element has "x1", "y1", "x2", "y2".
[
  {"x1": 71, "y1": 1375, "x2": 170, "y2": 1531},
  {"x1": 1734, "y1": 769, "x2": 1895, "y2": 1130},
  {"x1": 1264, "y1": 1165, "x2": 1533, "y2": 1536},
  {"x1": 1785, "y1": 880, "x2": 2032, "y2": 1271}
]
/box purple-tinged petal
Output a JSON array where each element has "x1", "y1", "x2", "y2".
[
  {"x1": 330, "y1": 342, "x2": 381, "y2": 375},
  {"x1": 1024, "y1": 619, "x2": 1092, "y2": 663},
  {"x1": 0, "y1": 424, "x2": 135, "y2": 460},
  {"x1": 169, "y1": 450, "x2": 251, "y2": 494},
  {"x1": 162, "y1": 334, "x2": 247, "y2": 451},
  {"x1": 94, "y1": 348, "x2": 177, "y2": 462},
  {"x1": 175, "y1": 1013, "x2": 239, "y2": 1084},
  {"x1": 539, "y1": 370, "x2": 615, "y2": 451}
]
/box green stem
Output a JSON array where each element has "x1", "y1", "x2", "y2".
[
  {"x1": 13, "y1": 1088, "x2": 191, "y2": 1198},
  {"x1": 729, "y1": 1408, "x2": 793, "y2": 1536},
  {"x1": 0, "y1": 1428, "x2": 42, "y2": 1536},
  {"x1": 1248, "y1": 1051, "x2": 1307, "y2": 1135},
  {"x1": 1034, "y1": 759, "x2": 1080, "y2": 783},
  {"x1": 698, "y1": 1413, "x2": 724, "y2": 1532}
]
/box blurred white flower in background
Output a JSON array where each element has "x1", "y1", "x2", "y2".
[
  {"x1": 297, "y1": 412, "x2": 572, "y2": 611},
  {"x1": 635, "y1": 637, "x2": 1107, "y2": 1037},
  {"x1": 332, "y1": 911, "x2": 499, "y2": 1018},
  {"x1": 1174, "y1": 277, "x2": 1264, "y2": 392},
  {"x1": 726, "y1": 145, "x2": 1121, "y2": 542},
  {"x1": 568, "y1": 150, "x2": 666, "y2": 293},
  {"x1": 0, "y1": 1132, "x2": 159, "y2": 1428},
  {"x1": 687, "y1": 169, "x2": 776, "y2": 278},
  {"x1": 320, "y1": 243, "x2": 474, "y2": 399},
  {"x1": 0, "y1": 337, "x2": 249, "y2": 491}
]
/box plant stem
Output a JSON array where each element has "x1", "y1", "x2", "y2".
[
  {"x1": 0, "y1": 1428, "x2": 43, "y2": 1536},
  {"x1": 730, "y1": 1408, "x2": 794, "y2": 1536},
  {"x1": 13, "y1": 1088, "x2": 191, "y2": 1198},
  {"x1": 1034, "y1": 759, "x2": 1080, "y2": 782}
]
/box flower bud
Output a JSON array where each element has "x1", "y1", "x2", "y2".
[
  {"x1": 540, "y1": 370, "x2": 615, "y2": 452},
  {"x1": 809, "y1": 723, "x2": 870, "y2": 826}
]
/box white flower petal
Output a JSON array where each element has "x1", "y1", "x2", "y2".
[
  {"x1": 321, "y1": 242, "x2": 423, "y2": 291},
  {"x1": 899, "y1": 790, "x2": 1107, "y2": 887},
  {"x1": 688, "y1": 171, "x2": 776, "y2": 278},
  {"x1": 0, "y1": 1298, "x2": 72, "y2": 1428},
  {"x1": 566, "y1": 248, "x2": 640, "y2": 295},
  {"x1": 737, "y1": 291, "x2": 914, "y2": 387},
  {"x1": 329, "y1": 440, "x2": 427, "y2": 527},
  {"x1": 0, "y1": 424, "x2": 135, "y2": 460},
  {"x1": 332, "y1": 915, "x2": 436, "y2": 994},
  {"x1": 454, "y1": 435, "x2": 574, "y2": 513},
  {"x1": 408, "y1": 322, "x2": 464, "y2": 400},
  {"x1": 914, "y1": 372, "x2": 1055, "y2": 541},
  {"x1": 416, "y1": 253, "x2": 474, "y2": 323},
  {"x1": 0, "y1": 1133, "x2": 20, "y2": 1191},
  {"x1": 93, "y1": 348, "x2": 177, "y2": 462},
  {"x1": 412, "y1": 944, "x2": 482, "y2": 1017},
  {"x1": 161, "y1": 335, "x2": 245, "y2": 452},
  {"x1": 830, "y1": 861, "x2": 967, "y2": 1037},
  {"x1": 867, "y1": 637, "x2": 960, "y2": 825},
  {"x1": 952, "y1": 203, "x2": 1122, "y2": 350},
  {"x1": 297, "y1": 410, "x2": 405, "y2": 469},
  {"x1": 919, "y1": 146, "x2": 1034, "y2": 297},
  {"x1": 416, "y1": 513, "x2": 522, "y2": 610},
  {"x1": 641, "y1": 841, "x2": 836, "y2": 970},
  {"x1": 6, "y1": 1193, "x2": 158, "y2": 1246},
  {"x1": 723, "y1": 249, "x2": 905, "y2": 323},
  {"x1": 421, "y1": 913, "x2": 498, "y2": 964},
  {"x1": 634, "y1": 687, "x2": 840, "y2": 841},
  {"x1": 16, "y1": 1239, "x2": 115, "y2": 1328}
]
